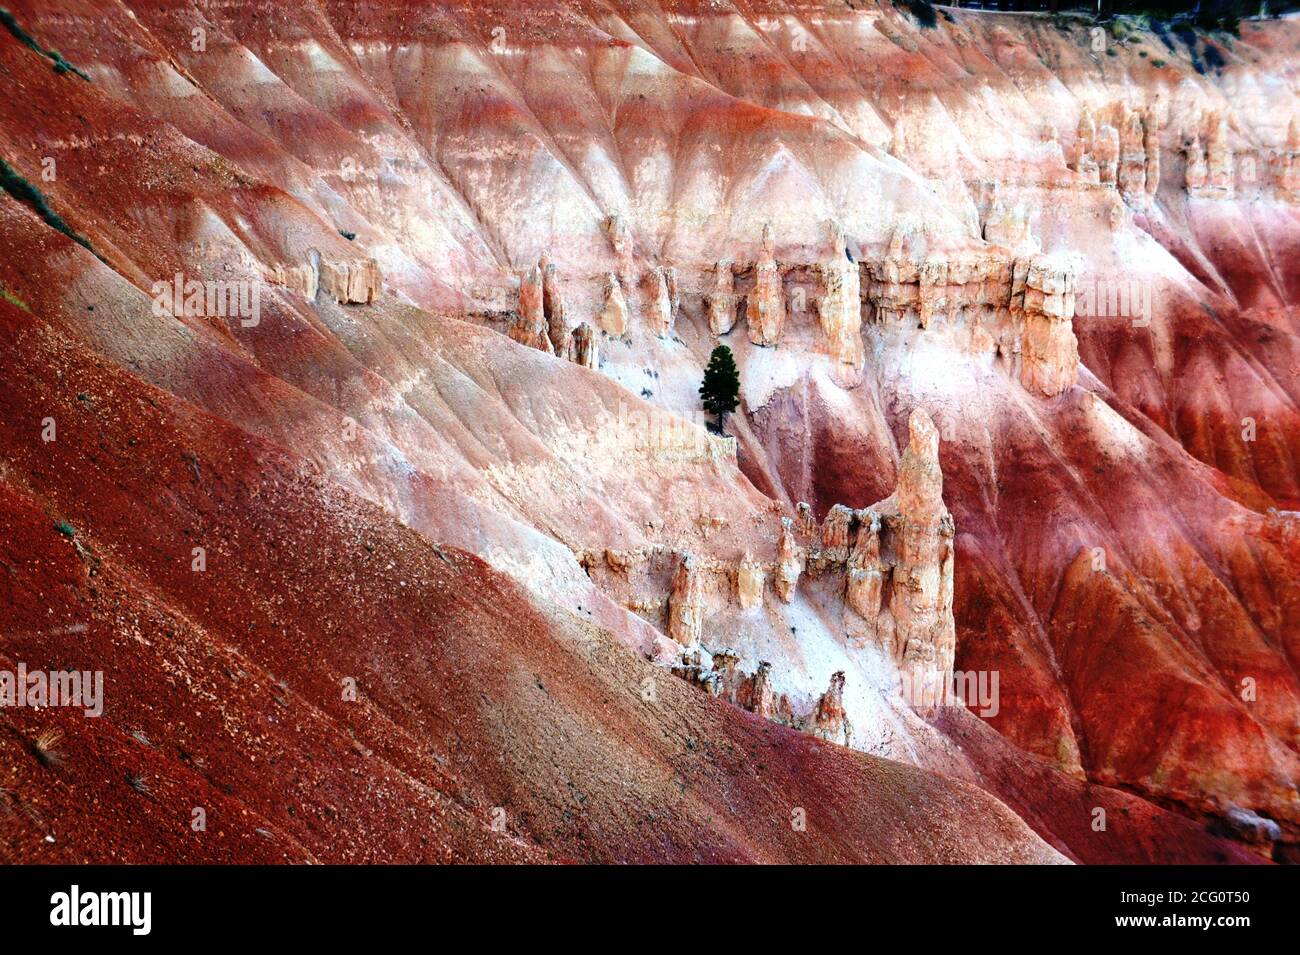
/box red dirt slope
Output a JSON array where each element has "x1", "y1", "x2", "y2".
[{"x1": 0, "y1": 306, "x2": 1061, "y2": 863}]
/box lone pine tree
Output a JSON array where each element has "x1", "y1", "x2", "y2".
[{"x1": 700, "y1": 345, "x2": 740, "y2": 432}]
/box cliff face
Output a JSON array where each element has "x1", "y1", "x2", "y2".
[{"x1": 1, "y1": 0, "x2": 1298, "y2": 864}]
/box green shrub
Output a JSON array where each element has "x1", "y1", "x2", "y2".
[
  {"x1": 897, "y1": 0, "x2": 937, "y2": 30},
  {"x1": 0, "y1": 8, "x2": 90, "y2": 81},
  {"x1": 0, "y1": 284, "x2": 27, "y2": 310},
  {"x1": 0, "y1": 157, "x2": 105, "y2": 263}
]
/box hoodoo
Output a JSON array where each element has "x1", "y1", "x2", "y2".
[
  {"x1": 1096, "y1": 123, "x2": 1120, "y2": 186},
  {"x1": 817, "y1": 223, "x2": 865, "y2": 387},
  {"x1": 736, "y1": 553, "x2": 764, "y2": 610},
  {"x1": 707, "y1": 260, "x2": 738, "y2": 336},
  {"x1": 775, "y1": 517, "x2": 805, "y2": 603},
  {"x1": 541, "y1": 256, "x2": 570, "y2": 358},
  {"x1": 512, "y1": 261, "x2": 553, "y2": 353},
  {"x1": 668, "y1": 555, "x2": 706, "y2": 648},
  {"x1": 747, "y1": 224, "x2": 784, "y2": 346},
  {"x1": 648, "y1": 267, "x2": 675, "y2": 337},
  {"x1": 598, "y1": 274, "x2": 629, "y2": 336},
  {"x1": 571, "y1": 323, "x2": 598, "y2": 369},
  {"x1": 889, "y1": 409, "x2": 956, "y2": 683}
]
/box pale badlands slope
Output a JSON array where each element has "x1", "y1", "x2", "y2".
[{"x1": 0, "y1": 0, "x2": 1296, "y2": 862}]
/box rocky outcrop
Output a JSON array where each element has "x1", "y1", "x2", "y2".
[
  {"x1": 1117, "y1": 108, "x2": 1147, "y2": 198},
  {"x1": 1186, "y1": 116, "x2": 1234, "y2": 198},
  {"x1": 571, "y1": 322, "x2": 597, "y2": 368},
  {"x1": 796, "y1": 501, "x2": 817, "y2": 539},
  {"x1": 271, "y1": 262, "x2": 318, "y2": 301},
  {"x1": 846, "y1": 509, "x2": 884, "y2": 621},
  {"x1": 1206, "y1": 116, "x2": 1234, "y2": 196},
  {"x1": 597, "y1": 273, "x2": 629, "y2": 336},
  {"x1": 647, "y1": 267, "x2": 675, "y2": 337},
  {"x1": 805, "y1": 410, "x2": 955, "y2": 687},
  {"x1": 746, "y1": 661, "x2": 777, "y2": 718},
  {"x1": 707, "y1": 259, "x2": 737, "y2": 335},
  {"x1": 1143, "y1": 110, "x2": 1161, "y2": 196},
  {"x1": 710, "y1": 649, "x2": 743, "y2": 701},
  {"x1": 604, "y1": 548, "x2": 648, "y2": 576},
  {"x1": 819, "y1": 502, "x2": 855, "y2": 567},
  {"x1": 868, "y1": 222, "x2": 1077, "y2": 396},
  {"x1": 868, "y1": 225, "x2": 1007, "y2": 330},
  {"x1": 604, "y1": 214, "x2": 635, "y2": 283},
  {"x1": 1071, "y1": 107, "x2": 1100, "y2": 183},
  {"x1": 717, "y1": 655, "x2": 791, "y2": 724},
  {"x1": 668, "y1": 555, "x2": 705, "y2": 647},
  {"x1": 512, "y1": 257, "x2": 596, "y2": 365},
  {"x1": 817, "y1": 223, "x2": 865, "y2": 387},
  {"x1": 774, "y1": 516, "x2": 804, "y2": 603},
  {"x1": 541, "y1": 256, "x2": 570, "y2": 357},
  {"x1": 1184, "y1": 132, "x2": 1209, "y2": 195},
  {"x1": 1220, "y1": 807, "x2": 1283, "y2": 847},
  {"x1": 1095, "y1": 123, "x2": 1119, "y2": 186},
  {"x1": 810, "y1": 671, "x2": 853, "y2": 747},
  {"x1": 664, "y1": 266, "x2": 680, "y2": 317},
  {"x1": 736, "y1": 553, "x2": 764, "y2": 609},
  {"x1": 1074, "y1": 105, "x2": 1159, "y2": 198},
  {"x1": 746, "y1": 224, "x2": 784, "y2": 346},
  {"x1": 320, "y1": 257, "x2": 381, "y2": 304},
  {"x1": 511, "y1": 261, "x2": 554, "y2": 353},
  {"x1": 271, "y1": 256, "x2": 380, "y2": 304},
  {"x1": 983, "y1": 201, "x2": 1038, "y2": 254},
  {"x1": 890, "y1": 409, "x2": 956, "y2": 682},
  {"x1": 671, "y1": 647, "x2": 717, "y2": 694},
  {"x1": 672, "y1": 649, "x2": 849, "y2": 748},
  {"x1": 1010, "y1": 255, "x2": 1078, "y2": 398}
]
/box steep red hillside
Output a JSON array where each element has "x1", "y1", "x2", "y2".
[{"x1": 0, "y1": 307, "x2": 1061, "y2": 863}]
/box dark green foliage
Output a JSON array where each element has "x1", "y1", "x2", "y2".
[
  {"x1": 699, "y1": 345, "x2": 740, "y2": 430},
  {"x1": 0, "y1": 284, "x2": 27, "y2": 311},
  {"x1": 897, "y1": 0, "x2": 938, "y2": 29},
  {"x1": 339, "y1": 229, "x2": 356, "y2": 241},
  {"x1": 1104, "y1": 1, "x2": 1292, "y2": 30},
  {"x1": 0, "y1": 7, "x2": 90, "y2": 81},
  {"x1": 48, "y1": 50, "x2": 89, "y2": 79},
  {"x1": 0, "y1": 157, "x2": 104, "y2": 263},
  {"x1": 973, "y1": 1, "x2": 1296, "y2": 27}
]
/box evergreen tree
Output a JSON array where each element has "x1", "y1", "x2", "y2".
[{"x1": 699, "y1": 345, "x2": 740, "y2": 432}]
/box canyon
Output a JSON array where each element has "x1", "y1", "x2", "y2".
[{"x1": 0, "y1": 0, "x2": 1298, "y2": 864}]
